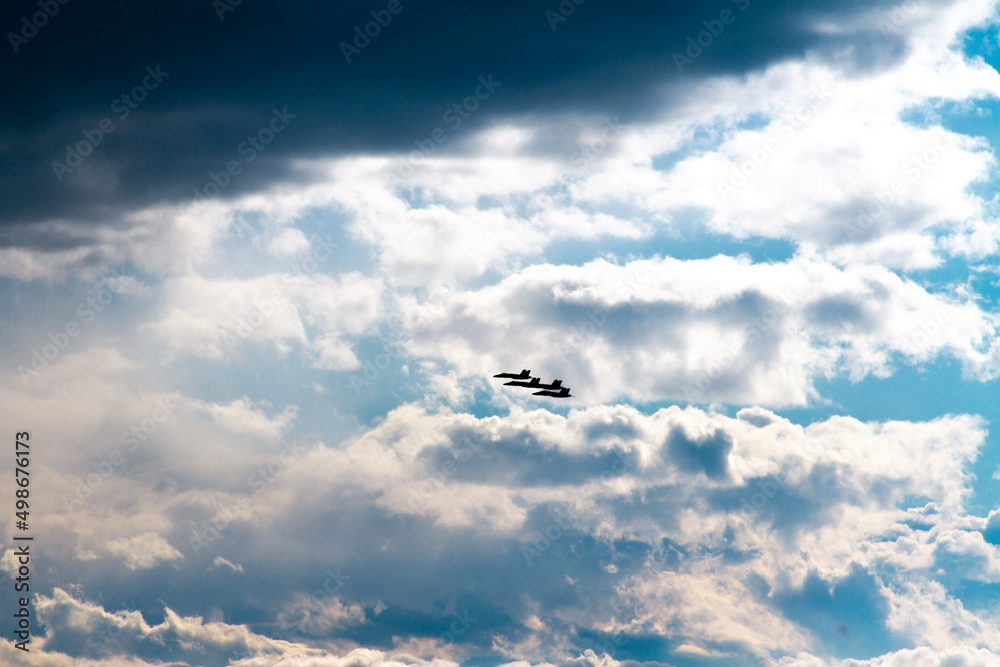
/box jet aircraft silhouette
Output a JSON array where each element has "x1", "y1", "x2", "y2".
[
  {"x1": 533, "y1": 387, "x2": 572, "y2": 398},
  {"x1": 493, "y1": 369, "x2": 531, "y2": 379},
  {"x1": 504, "y1": 377, "x2": 542, "y2": 388},
  {"x1": 493, "y1": 370, "x2": 571, "y2": 398}
]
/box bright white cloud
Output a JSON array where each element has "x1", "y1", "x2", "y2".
[
  {"x1": 396, "y1": 252, "x2": 1000, "y2": 406},
  {"x1": 22, "y1": 588, "x2": 319, "y2": 665},
  {"x1": 189, "y1": 396, "x2": 298, "y2": 439},
  {"x1": 2, "y1": 1, "x2": 1000, "y2": 666},
  {"x1": 106, "y1": 532, "x2": 184, "y2": 570},
  {"x1": 152, "y1": 270, "x2": 383, "y2": 369}
]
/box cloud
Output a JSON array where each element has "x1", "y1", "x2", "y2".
[
  {"x1": 189, "y1": 397, "x2": 298, "y2": 439},
  {"x1": 152, "y1": 270, "x2": 383, "y2": 368},
  {"x1": 230, "y1": 649, "x2": 476, "y2": 667},
  {"x1": 106, "y1": 532, "x2": 184, "y2": 570},
  {"x1": 1, "y1": 0, "x2": 927, "y2": 239},
  {"x1": 3, "y1": 1, "x2": 1000, "y2": 665},
  {"x1": 0, "y1": 393, "x2": 996, "y2": 663},
  {"x1": 652, "y1": 58, "x2": 999, "y2": 267},
  {"x1": 776, "y1": 645, "x2": 1000, "y2": 666},
  {"x1": 145, "y1": 402, "x2": 986, "y2": 656},
  {"x1": 27, "y1": 588, "x2": 318, "y2": 666},
  {"x1": 5, "y1": 1, "x2": 996, "y2": 286},
  {"x1": 213, "y1": 556, "x2": 244, "y2": 573},
  {"x1": 397, "y1": 253, "x2": 1000, "y2": 406},
  {"x1": 276, "y1": 594, "x2": 368, "y2": 636}
]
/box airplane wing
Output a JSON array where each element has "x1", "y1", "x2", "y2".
[
  {"x1": 533, "y1": 388, "x2": 571, "y2": 397},
  {"x1": 493, "y1": 369, "x2": 531, "y2": 379}
]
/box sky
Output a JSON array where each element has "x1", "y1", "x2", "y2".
[{"x1": 2, "y1": 0, "x2": 1000, "y2": 665}]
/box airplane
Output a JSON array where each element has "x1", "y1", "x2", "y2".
[
  {"x1": 504, "y1": 377, "x2": 542, "y2": 388},
  {"x1": 493, "y1": 369, "x2": 531, "y2": 379},
  {"x1": 535, "y1": 379, "x2": 562, "y2": 390},
  {"x1": 533, "y1": 387, "x2": 572, "y2": 398}
]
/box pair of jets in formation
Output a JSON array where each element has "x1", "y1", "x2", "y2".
[{"x1": 493, "y1": 369, "x2": 572, "y2": 398}]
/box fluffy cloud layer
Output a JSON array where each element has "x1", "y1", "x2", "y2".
[
  {"x1": 153, "y1": 270, "x2": 383, "y2": 370},
  {"x1": 3, "y1": 0, "x2": 996, "y2": 410},
  {"x1": 5, "y1": 2, "x2": 1000, "y2": 286},
  {"x1": 2, "y1": 0, "x2": 1000, "y2": 666},
  {"x1": 399, "y1": 252, "x2": 1000, "y2": 405},
  {"x1": 8, "y1": 389, "x2": 997, "y2": 664}
]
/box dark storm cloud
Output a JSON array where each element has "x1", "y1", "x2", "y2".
[{"x1": 1, "y1": 0, "x2": 913, "y2": 236}]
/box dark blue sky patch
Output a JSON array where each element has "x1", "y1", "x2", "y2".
[
  {"x1": 665, "y1": 425, "x2": 733, "y2": 479},
  {"x1": 772, "y1": 563, "x2": 905, "y2": 659}
]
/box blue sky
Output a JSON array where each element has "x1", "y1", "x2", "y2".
[{"x1": 3, "y1": 1, "x2": 1000, "y2": 666}]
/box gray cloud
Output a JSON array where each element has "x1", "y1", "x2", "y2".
[{"x1": 1, "y1": 0, "x2": 916, "y2": 242}]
